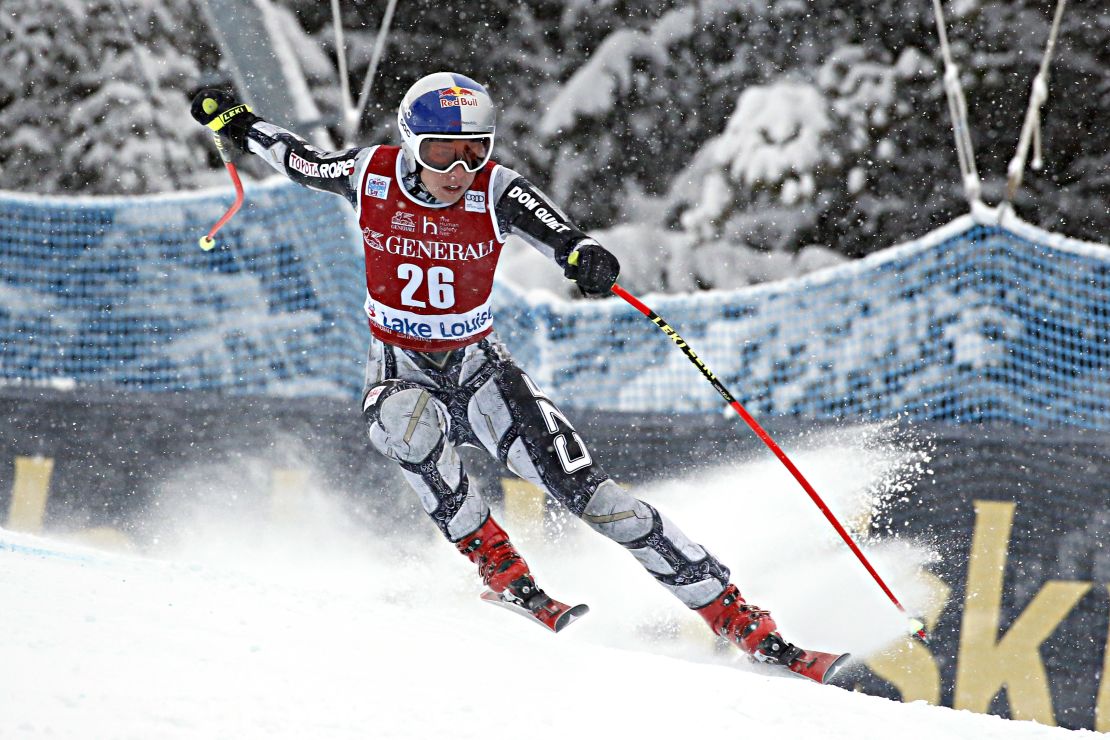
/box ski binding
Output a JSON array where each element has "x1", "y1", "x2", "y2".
[
  {"x1": 782, "y1": 647, "x2": 851, "y2": 684},
  {"x1": 479, "y1": 589, "x2": 589, "y2": 633}
]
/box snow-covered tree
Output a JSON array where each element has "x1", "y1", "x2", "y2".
[
  {"x1": 538, "y1": 0, "x2": 1108, "y2": 267},
  {"x1": 0, "y1": 0, "x2": 219, "y2": 194},
  {"x1": 2, "y1": 0, "x2": 1106, "y2": 288}
]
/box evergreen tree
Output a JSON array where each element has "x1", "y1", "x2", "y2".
[
  {"x1": 0, "y1": 0, "x2": 218, "y2": 194},
  {"x1": 1, "y1": 0, "x2": 1105, "y2": 283}
]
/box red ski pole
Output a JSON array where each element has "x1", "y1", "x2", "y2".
[
  {"x1": 198, "y1": 130, "x2": 245, "y2": 251},
  {"x1": 610, "y1": 283, "x2": 927, "y2": 642}
]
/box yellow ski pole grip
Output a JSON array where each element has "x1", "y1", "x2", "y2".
[{"x1": 205, "y1": 103, "x2": 252, "y2": 132}]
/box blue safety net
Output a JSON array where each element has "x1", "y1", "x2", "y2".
[
  {"x1": 0, "y1": 181, "x2": 365, "y2": 397},
  {"x1": 499, "y1": 213, "x2": 1110, "y2": 430},
  {"x1": 1, "y1": 183, "x2": 1107, "y2": 429}
]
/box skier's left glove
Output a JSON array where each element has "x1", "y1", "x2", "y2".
[
  {"x1": 564, "y1": 241, "x2": 620, "y2": 296},
  {"x1": 189, "y1": 88, "x2": 260, "y2": 155}
]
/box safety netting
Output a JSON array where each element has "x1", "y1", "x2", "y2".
[
  {"x1": 502, "y1": 204, "x2": 1110, "y2": 430},
  {"x1": 0, "y1": 181, "x2": 365, "y2": 397},
  {"x1": 1, "y1": 183, "x2": 1107, "y2": 429}
]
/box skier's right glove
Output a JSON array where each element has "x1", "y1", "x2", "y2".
[
  {"x1": 189, "y1": 88, "x2": 260, "y2": 154},
  {"x1": 564, "y1": 241, "x2": 620, "y2": 297}
]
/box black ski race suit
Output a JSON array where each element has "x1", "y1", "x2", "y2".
[{"x1": 239, "y1": 120, "x2": 732, "y2": 612}]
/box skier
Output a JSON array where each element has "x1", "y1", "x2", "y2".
[{"x1": 190, "y1": 72, "x2": 843, "y2": 681}]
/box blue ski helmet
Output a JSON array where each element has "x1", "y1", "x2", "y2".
[{"x1": 397, "y1": 72, "x2": 496, "y2": 172}]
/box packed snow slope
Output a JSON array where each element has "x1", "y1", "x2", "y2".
[{"x1": 0, "y1": 430, "x2": 1095, "y2": 739}]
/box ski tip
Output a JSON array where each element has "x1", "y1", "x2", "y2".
[{"x1": 553, "y1": 603, "x2": 590, "y2": 633}]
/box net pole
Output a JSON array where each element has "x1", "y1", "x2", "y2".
[
  {"x1": 1005, "y1": 0, "x2": 1068, "y2": 204},
  {"x1": 930, "y1": 0, "x2": 981, "y2": 206},
  {"x1": 331, "y1": 0, "x2": 357, "y2": 142},
  {"x1": 347, "y1": 0, "x2": 401, "y2": 147}
]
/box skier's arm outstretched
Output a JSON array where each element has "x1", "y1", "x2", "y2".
[
  {"x1": 191, "y1": 87, "x2": 619, "y2": 295},
  {"x1": 191, "y1": 88, "x2": 370, "y2": 208}
]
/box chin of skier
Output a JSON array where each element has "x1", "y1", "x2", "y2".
[{"x1": 190, "y1": 72, "x2": 832, "y2": 676}]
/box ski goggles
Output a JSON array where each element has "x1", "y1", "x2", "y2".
[{"x1": 414, "y1": 134, "x2": 493, "y2": 174}]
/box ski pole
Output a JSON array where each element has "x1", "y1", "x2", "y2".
[
  {"x1": 198, "y1": 127, "x2": 245, "y2": 251},
  {"x1": 610, "y1": 283, "x2": 927, "y2": 642}
]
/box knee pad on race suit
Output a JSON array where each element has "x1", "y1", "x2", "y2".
[
  {"x1": 582, "y1": 479, "x2": 730, "y2": 608},
  {"x1": 363, "y1": 380, "x2": 450, "y2": 465}
]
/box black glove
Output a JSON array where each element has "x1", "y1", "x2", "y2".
[
  {"x1": 564, "y1": 241, "x2": 620, "y2": 296},
  {"x1": 190, "y1": 88, "x2": 260, "y2": 154}
]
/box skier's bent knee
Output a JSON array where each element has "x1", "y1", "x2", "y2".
[
  {"x1": 363, "y1": 381, "x2": 450, "y2": 464},
  {"x1": 580, "y1": 479, "x2": 654, "y2": 542}
]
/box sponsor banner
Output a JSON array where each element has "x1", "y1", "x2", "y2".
[
  {"x1": 364, "y1": 296, "x2": 493, "y2": 341},
  {"x1": 363, "y1": 232, "x2": 496, "y2": 262},
  {"x1": 391, "y1": 211, "x2": 416, "y2": 232},
  {"x1": 843, "y1": 424, "x2": 1110, "y2": 732},
  {"x1": 437, "y1": 86, "x2": 479, "y2": 108},
  {"x1": 505, "y1": 184, "x2": 571, "y2": 233},
  {"x1": 1, "y1": 387, "x2": 1107, "y2": 730},
  {"x1": 287, "y1": 151, "x2": 355, "y2": 179},
  {"x1": 464, "y1": 190, "x2": 486, "y2": 213},
  {"x1": 0, "y1": 388, "x2": 421, "y2": 548},
  {"x1": 365, "y1": 173, "x2": 390, "y2": 200}
]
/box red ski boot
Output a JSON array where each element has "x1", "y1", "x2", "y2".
[
  {"x1": 455, "y1": 515, "x2": 533, "y2": 597},
  {"x1": 698, "y1": 585, "x2": 779, "y2": 656},
  {"x1": 456, "y1": 516, "x2": 589, "y2": 633},
  {"x1": 697, "y1": 585, "x2": 850, "y2": 684}
]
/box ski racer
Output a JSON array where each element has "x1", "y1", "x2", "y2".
[{"x1": 190, "y1": 72, "x2": 841, "y2": 679}]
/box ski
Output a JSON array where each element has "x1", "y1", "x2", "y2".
[
  {"x1": 744, "y1": 631, "x2": 851, "y2": 684},
  {"x1": 479, "y1": 589, "x2": 589, "y2": 633},
  {"x1": 781, "y1": 647, "x2": 851, "y2": 684}
]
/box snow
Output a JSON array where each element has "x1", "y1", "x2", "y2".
[
  {"x1": 677, "y1": 80, "x2": 832, "y2": 246},
  {"x1": 0, "y1": 427, "x2": 1093, "y2": 738},
  {"x1": 538, "y1": 28, "x2": 668, "y2": 136},
  {"x1": 820, "y1": 46, "x2": 897, "y2": 127},
  {"x1": 721, "y1": 83, "x2": 831, "y2": 188},
  {"x1": 540, "y1": 1, "x2": 742, "y2": 136}
]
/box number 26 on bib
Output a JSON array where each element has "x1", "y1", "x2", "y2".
[{"x1": 398, "y1": 263, "x2": 455, "y2": 309}]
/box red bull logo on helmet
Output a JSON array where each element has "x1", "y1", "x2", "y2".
[{"x1": 438, "y1": 85, "x2": 480, "y2": 109}]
